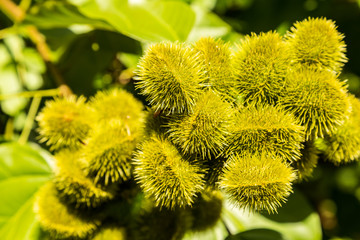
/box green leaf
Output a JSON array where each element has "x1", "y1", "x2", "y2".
[
  {"x1": 24, "y1": 1, "x2": 112, "y2": 30},
  {"x1": 187, "y1": 5, "x2": 232, "y2": 41},
  {"x1": 226, "y1": 229, "x2": 284, "y2": 240},
  {"x1": 70, "y1": 0, "x2": 195, "y2": 42},
  {"x1": 0, "y1": 65, "x2": 28, "y2": 116},
  {"x1": 148, "y1": 1, "x2": 195, "y2": 41},
  {"x1": 57, "y1": 29, "x2": 141, "y2": 96},
  {"x1": 222, "y1": 190, "x2": 322, "y2": 240},
  {"x1": 0, "y1": 142, "x2": 53, "y2": 240}
]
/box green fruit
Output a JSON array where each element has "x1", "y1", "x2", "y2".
[
  {"x1": 34, "y1": 182, "x2": 100, "y2": 239},
  {"x1": 134, "y1": 134, "x2": 205, "y2": 209},
  {"x1": 285, "y1": 17, "x2": 347, "y2": 73},
  {"x1": 136, "y1": 42, "x2": 203, "y2": 114},
  {"x1": 220, "y1": 153, "x2": 296, "y2": 214}
]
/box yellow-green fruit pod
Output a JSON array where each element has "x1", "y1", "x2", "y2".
[
  {"x1": 92, "y1": 226, "x2": 126, "y2": 240},
  {"x1": 279, "y1": 67, "x2": 350, "y2": 140},
  {"x1": 190, "y1": 190, "x2": 223, "y2": 231},
  {"x1": 220, "y1": 153, "x2": 296, "y2": 214},
  {"x1": 89, "y1": 88, "x2": 144, "y2": 130},
  {"x1": 293, "y1": 141, "x2": 319, "y2": 182},
  {"x1": 167, "y1": 91, "x2": 234, "y2": 159},
  {"x1": 53, "y1": 149, "x2": 115, "y2": 208},
  {"x1": 226, "y1": 104, "x2": 304, "y2": 162},
  {"x1": 84, "y1": 121, "x2": 139, "y2": 186},
  {"x1": 233, "y1": 31, "x2": 290, "y2": 104},
  {"x1": 133, "y1": 134, "x2": 205, "y2": 209},
  {"x1": 285, "y1": 17, "x2": 347, "y2": 73},
  {"x1": 34, "y1": 182, "x2": 100, "y2": 239},
  {"x1": 192, "y1": 37, "x2": 237, "y2": 100},
  {"x1": 318, "y1": 95, "x2": 360, "y2": 165},
  {"x1": 136, "y1": 42, "x2": 203, "y2": 114},
  {"x1": 36, "y1": 96, "x2": 92, "y2": 150}
]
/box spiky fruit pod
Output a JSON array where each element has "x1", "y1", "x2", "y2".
[
  {"x1": 226, "y1": 104, "x2": 304, "y2": 162},
  {"x1": 136, "y1": 42, "x2": 203, "y2": 114},
  {"x1": 53, "y1": 149, "x2": 115, "y2": 208},
  {"x1": 232, "y1": 31, "x2": 290, "y2": 105},
  {"x1": 131, "y1": 201, "x2": 192, "y2": 240},
  {"x1": 36, "y1": 96, "x2": 92, "y2": 150},
  {"x1": 316, "y1": 95, "x2": 360, "y2": 165},
  {"x1": 285, "y1": 17, "x2": 347, "y2": 73},
  {"x1": 189, "y1": 189, "x2": 223, "y2": 231},
  {"x1": 219, "y1": 153, "x2": 296, "y2": 214},
  {"x1": 167, "y1": 91, "x2": 234, "y2": 159},
  {"x1": 89, "y1": 88, "x2": 144, "y2": 130},
  {"x1": 278, "y1": 67, "x2": 351, "y2": 140},
  {"x1": 133, "y1": 134, "x2": 205, "y2": 209},
  {"x1": 293, "y1": 141, "x2": 319, "y2": 182},
  {"x1": 34, "y1": 182, "x2": 100, "y2": 239},
  {"x1": 92, "y1": 226, "x2": 126, "y2": 240},
  {"x1": 192, "y1": 37, "x2": 237, "y2": 100},
  {"x1": 84, "y1": 121, "x2": 140, "y2": 186}
]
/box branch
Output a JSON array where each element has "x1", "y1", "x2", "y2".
[
  {"x1": 0, "y1": 0, "x2": 25, "y2": 22},
  {"x1": 26, "y1": 26, "x2": 73, "y2": 97},
  {"x1": 0, "y1": 0, "x2": 73, "y2": 97}
]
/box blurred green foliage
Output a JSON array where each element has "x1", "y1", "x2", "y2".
[{"x1": 0, "y1": 0, "x2": 360, "y2": 239}]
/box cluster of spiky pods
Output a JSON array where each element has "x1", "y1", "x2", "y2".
[{"x1": 34, "y1": 17, "x2": 360, "y2": 240}]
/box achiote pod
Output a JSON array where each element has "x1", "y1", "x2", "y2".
[
  {"x1": 167, "y1": 91, "x2": 234, "y2": 159},
  {"x1": 92, "y1": 226, "x2": 127, "y2": 240},
  {"x1": 136, "y1": 42, "x2": 203, "y2": 114},
  {"x1": 220, "y1": 153, "x2": 296, "y2": 214},
  {"x1": 34, "y1": 182, "x2": 100, "y2": 239},
  {"x1": 36, "y1": 96, "x2": 92, "y2": 150},
  {"x1": 53, "y1": 149, "x2": 115, "y2": 208},
  {"x1": 285, "y1": 17, "x2": 347, "y2": 73},
  {"x1": 226, "y1": 104, "x2": 304, "y2": 162},
  {"x1": 192, "y1": 37, "x2": 237, "y2": 100},
  {"x1": 89, "y1": 88, "x2": 144, "y2": 131},
  {"x1": 84, "y1": 121, "x2": 140, "y2": 186},
  {"x1": 233, "y1": 31, "x2": 290, "y2": 104},
  {"x1": 279, "y1": 67, "x2": 351, "y2": 140},
  {"x1": 317, "y1": 95, "x2": 360, "y2": 165},
  {"x1": 133, "y1": 134, "x2": 205, "y2": 209}
]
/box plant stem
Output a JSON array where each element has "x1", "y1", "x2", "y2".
[
  {"x1": 18, "y1": 96, "x2": 41, "y2": 144},
  {"x1": 0, "y1": 0, "x2": 73, "y2": 97},
  {"x1": 26, "y1": 26, "x2": 73, "y2": 97},
  {"x1": 0, "y1": 88, "x2": 60, "y2": 100},
  {"x1": 222, "y1": 219, "x2": 233, "y2": 237},
  {"x1": 19, "y1": 0, "x2": 31, "y2": 12},
  {"x1": 0, "y1": 0, "x2": 25, "y2": 22},
  {"x1": 4, "y1": 118, "x2": 14, "y2": 141}
]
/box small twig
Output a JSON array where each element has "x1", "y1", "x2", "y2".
[
  {"x1": 0, "y1": 0, "x2": 25, "y2": 22},
  {"x1": 0, "y1": 88, "x2": 60, "y2": 100},
  {"x1": 222, "y1": 219, "x2": 233, "y2": 236},
  {"x1": 4, "y1": 118, "x2": 14, "y2": 140},
  {"x1": 154, "y1": 110, "x2": 162, "y2": 118},
  {"x1": 18, "y1": 96, "x2": 41, "y2": 144},
  {"x1": 19, "y1": 0, "x2": 31, "y2": 12},
  {"x1": 0, "y1": 0, "x2": 73, "y2": 97},
  {"x1": 26, "y1": 26, "x2": 73, "y2": 97}
]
